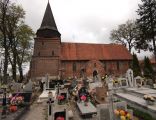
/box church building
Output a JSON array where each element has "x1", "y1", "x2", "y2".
[{"x1": 30, "y1": 2, "x2": 132, "y2": 80}]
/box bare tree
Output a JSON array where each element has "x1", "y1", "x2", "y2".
[{"x1": 110, "y1": 20, "x2": 137, "y2": 53}]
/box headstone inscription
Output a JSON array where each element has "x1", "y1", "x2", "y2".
[{"x1": 97, "y1": 104, "x2": 111, "y2": 120}]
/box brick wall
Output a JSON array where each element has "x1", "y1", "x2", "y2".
[
  {"x1": 61, "y1": 60, "x2": 131, "y2": 78},
  {"x1": 30, "y1": 37, "x2": 131, "y2": 79},
  {"x1": 30, "y1": 37, "x2": 61, "y2": 79}
]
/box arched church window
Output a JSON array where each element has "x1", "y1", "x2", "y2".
[
  {"x1": 117, "y1": 61, "x2": 120, "y2": 70},
  {"x1": 73, "y1": 62, "x2": 76, "y2": 72},
  {"x1": 94, "y1": 63, "x2": 96, "y2": 67},
  {"x1": 103, "y1": 62, "x2": 107, "y2": 71},
  {"x1": 42, "y1": 41, "x2": 44, "y2": 45},
  {"x1": 52, "y1": 51, "x2": 54, "y2": 56},
  {"x1": 38, "y1": 52, "x2": 40, "y2": 56}
]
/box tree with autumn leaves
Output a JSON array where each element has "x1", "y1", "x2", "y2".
[{"x1": 0, "y1": 0, "x2": 34, "y2": 83}]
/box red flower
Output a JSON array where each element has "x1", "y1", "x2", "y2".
[
  {"x1": 56, "y1": 116, "x2": 64, "y2": 120},
  {"x1": 9, "y1": 105, "x2": 17, "y2": 112},
  {"x1": 57, "y1": 95, "x2": 65, "y2": 100},
  {"x1": 81, "y1": 95, "x2": 86, "y2": 101}
]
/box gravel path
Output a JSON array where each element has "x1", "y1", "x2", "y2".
[{"x1": 20, "y1": 102, "x2": 47, "y2": 120}]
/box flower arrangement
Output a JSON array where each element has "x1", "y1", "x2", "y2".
[
  {"x1": 57, "y1": 95, "x2": 65, "y2": 105},
  {"x1": 9, "y1": 105, "x2": 17, "y2": 112},
  {"x1": 56, "y1": 116, "x2": 64, "y2": 120},
  {"x1": 114, "y1": 109, "x2": 131, "y2": 120},
  {"x1": 10, "y1": 96, "x2": 24, "y2": 106},
  {"x1": 57, "y1": 95, "x2": 65, "y2": 101},
  {"x1": 143, "y1": 95, "x2": 155, "y2": 102},
  {"x1": 80, "y1": 95, "x2": 87, "y2": 101}
]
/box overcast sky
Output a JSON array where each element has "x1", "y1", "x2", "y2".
[
  {"x1": 16, "y1": 0, "x2": 142, "y2": 44},
  {"x1": 13, "y1": 0, "x2": 153, "y2": 74}
]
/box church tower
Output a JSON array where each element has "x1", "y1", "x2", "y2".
[{"x1": 30, "y1": 2, "x2": 61, "y2": 79}]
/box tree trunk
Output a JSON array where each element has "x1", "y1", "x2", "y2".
[
  {"x1": 128, "y1": 43, "x2": 131, "y2": 53},
  {"x1": 1, "y1": 0, "x2": 10, "y2": 84},
  {"x1": 12, "y1": 60, "x2": 16, "y2": 81},
  {"x1": 17, "y1": 52, "x2": 24, "y2": 82},
  {"x1": 3, "y1": 46, "x2": 8, "y2": 84},
  {"x1": 12, "y1": 46, "x2": 17, "y2": 81},
  {"x1": 18, "y1": 64, "x2": 23, "y2": 82},
  {"x1": 2, "y1": 25, "x2": 9, "y2": 84}
]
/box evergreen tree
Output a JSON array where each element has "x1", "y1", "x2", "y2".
[
  {"x1": 143, "y1": 56, "x2": 154, "y2": 79},
  {"x1": 132, "y1": 53, "x2": 141, "y2": 77},
  {"x1": 136, "y1": 0, "x2": 156, "y2": 65}
]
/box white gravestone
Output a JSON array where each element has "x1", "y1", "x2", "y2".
[
  {"x1": 126, "y1": 69, "x2": 136, "y2": 87},
  {"x1": 23, "y1": 80, "x2": 33, "y2": 92},
  {"x1": 108, "y1": 77, "x2": 114, "y2": 90},
  {"x1": 134, "y1": 76, "x2": 143, "y2": 87},
  {"x1": 97, "y1": 104, "x2": 111, "y2": 120},
  {"x1": 119, "y1": 78, "x2": 128, "y2": 87}
]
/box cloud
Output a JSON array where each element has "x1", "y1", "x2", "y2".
[
  {"x1": 15, "y1": 0, "x2": 153, "y2": 74},
  {"x1": 17, "y1": 0, "x2": 141, "y2": 43}
]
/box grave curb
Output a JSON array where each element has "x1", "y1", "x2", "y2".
[
  {"x1": 2, "y1": 106, "x2": 30, "y2": 120},
  {"x1": 14, "y1": 106, "x2": 30, "y2": 120}
]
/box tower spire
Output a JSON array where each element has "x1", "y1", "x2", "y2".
[{"x1": 36, "y1": 1, "x2": 61, "y2": 38}]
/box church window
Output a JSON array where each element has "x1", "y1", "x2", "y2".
[
  {"x1": 52, "y1": 51, "x2": 54, "y2": 56},
  {"x1": 73, "y1": 62, "x2": 76, "y2": 72},
  {"x1": 42, "y1": 42, "x2": 44, "y2": 45},
  {"x1": 103, "y1": 62, "x2": 107, "y2": 71},
  {"x1": 117, "y1": 61, "x2": 120, "y2": 70},
  {"x1": 38, "y1": 52, "x2": 40, "y2": 56},
  {"x1": 94, "y1": 63, "x2": 96, "y2": 68}
]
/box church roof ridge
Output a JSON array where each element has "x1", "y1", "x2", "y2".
[{"x1": 61, "y1": 42, "x2": 122, "y2": 46}]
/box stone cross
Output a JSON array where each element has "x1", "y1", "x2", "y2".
[
  {"x1": 56, "y1": 83, "x2": 62, "y2": 95},
  {"x1": 47, "y1": 91, "x2": 54, "y2": 120}
]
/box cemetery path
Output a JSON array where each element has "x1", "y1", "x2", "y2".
[{"x1": 20, "y1": 102, "x2": 46, "y2": 120}]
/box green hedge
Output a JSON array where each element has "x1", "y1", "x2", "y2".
[{"x1": 127, "y1": 105, "x2": 155, "y2": 120}]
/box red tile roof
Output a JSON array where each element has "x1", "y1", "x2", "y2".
[{"x1": 61, "y1": 43, "x2": 132, "y2": 60}]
